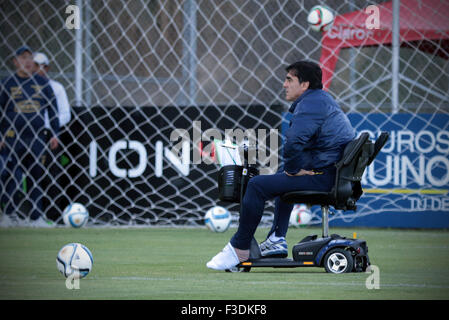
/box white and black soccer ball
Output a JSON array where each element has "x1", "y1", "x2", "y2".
[
  {"x1": 56, "y1": 243, "x2": 93, "y2": 279},
  {"x1": 289, "y1": 204, "x2": 313, "y2": 227},
  {"x1": 63, "y1": 203, "x2": 89, "y2": 228},
  {"x1": 204, "y1": 206, "x2": 232, "y2": 233},
  {"x1": 307, "y1": 5, "x2": 335, "y2": 32}
]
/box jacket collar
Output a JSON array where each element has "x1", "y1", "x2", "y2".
[{"x1": 288, "y1": 89, "x2": 315, "y2": 113}]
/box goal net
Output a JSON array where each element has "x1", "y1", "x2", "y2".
[{"x1": 0, "y1": 0, "x2": 448, "y2": 228}]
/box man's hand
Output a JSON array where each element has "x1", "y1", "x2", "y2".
[
  {"x1": 49, "y1": 136, "x2": 59, "y2": 150},
  {"x1": 284, "y1": 169, "x2": 315, "y2": 177}
]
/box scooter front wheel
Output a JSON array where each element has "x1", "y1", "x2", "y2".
[{"x1": 226, "y1": 266, "x2": 251, "y2": 273}]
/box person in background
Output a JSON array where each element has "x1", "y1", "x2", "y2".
[
  {"x1": 0, "y1": 46, "x2": 59, "y2": 227},
  {"x1": 33, "y1": 52, "x2": 71, "y2": 222}
]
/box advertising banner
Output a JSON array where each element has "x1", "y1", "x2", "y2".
[
  {"x1": 65, "y1": 106, "x2": 448, "y2": 228},
  {"x1": 67, "y1": 105, "x2": 283, "y2": 225}
]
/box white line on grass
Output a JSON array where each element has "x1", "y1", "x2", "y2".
[{"x1": 106, "y1": 276, "x2": 449, "y2": 289}]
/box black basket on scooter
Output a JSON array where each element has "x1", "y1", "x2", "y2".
[{"x1": 217, "y1": 165, "x2": 259, "y2": 203}]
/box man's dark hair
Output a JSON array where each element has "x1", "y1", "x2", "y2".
[{"x1": 285, "y1": 60, "x2": 323, "y2": 90}]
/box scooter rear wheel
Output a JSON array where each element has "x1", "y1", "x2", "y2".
[{"x1": 323, "y1": 248, "x2": 353, "y2": 274}]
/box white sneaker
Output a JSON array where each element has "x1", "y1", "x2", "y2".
[
  {"x1": 31, "y1": 216, "x2": 53, "y2": 228},
  {"x1": 206, "y1": 243, "x2": 240, "y2": 270}
]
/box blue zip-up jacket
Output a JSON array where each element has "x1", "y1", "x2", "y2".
[
  {"x1": 283, "y1": 89, "x2": 355, "y2": 174},
  {"x1": 0, "y1": 73, "x2": 59, "y2": 140}
]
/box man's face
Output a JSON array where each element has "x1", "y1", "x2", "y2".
[
  {"x1": 13, "y1": 51, "x2": 34, "y2": 76},
  {"x1": 34, "y1": 63, "x2": 48, "y2": 77},
  {"x1": 283, "y1": 71, "x2": 309, "y2": 101}
]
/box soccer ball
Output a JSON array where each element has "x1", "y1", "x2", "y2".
[
  {"x1": 204, "y1": 206, "x2": 232, "y2": 232},
  {"x1": 56, "y1": 243, "x2": 93, "y2": 279},
  {"x1": 289, "y1": 204, "x2": 313, "y2": 227},
  {"x1": 307, "y1": 5, "x2": 335, "y2": 32},
  {"x1": 62, "y1": 203, "x2": 89, "y2": 228}
]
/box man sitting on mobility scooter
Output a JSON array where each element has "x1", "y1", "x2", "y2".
[{"x1": 207, "y1": 60, "x2": 356, "y2": 270}]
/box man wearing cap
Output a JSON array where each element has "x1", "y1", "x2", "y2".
[
  {"x1": 33, "y1": 52, "x2": 71, "y2": 130},
  {"x1": 0, "y1": 47, "x2": 59, "y2": 227},
  {"x1": 33, "y1": 52, "x2": 71, "y2": 220}
]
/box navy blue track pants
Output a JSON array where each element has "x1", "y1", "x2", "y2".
[
  {"x1": 230, "y1": 167, "x2": 335, "y2": 250},
  {"x1": 0, "y1": 136, "x2": 46, "y2": 220}
]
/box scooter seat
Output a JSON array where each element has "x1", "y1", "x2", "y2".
[{"x1": 280, "y1": 190, "x2": 333, "y2": 205}]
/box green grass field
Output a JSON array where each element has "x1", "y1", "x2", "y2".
[{"x1": 0, "y1": 226, "x2": 448, "y2": 300}]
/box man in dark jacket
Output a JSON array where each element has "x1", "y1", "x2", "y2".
[
  {"x1": 207, "y1": 60, "x2": 355, "y2": 270},
  {"x1": 0, "y1": 47, "x2": 59, "y2": 227}
]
